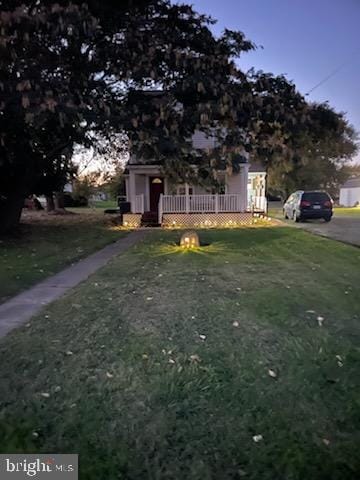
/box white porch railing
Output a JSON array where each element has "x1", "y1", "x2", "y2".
[
  {"x1": 248, "y1": 195, "x2": 267, "y2": 212},
  {"x1": 134, "y1": 194, "x2": 144, "y2": 214},
  {"x1": 161, "y1": 194, "x2": 243, "y2": 214}
]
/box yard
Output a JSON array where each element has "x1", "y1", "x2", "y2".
[
  {"x1": 0, "y1": 226, "x2": 359, "y2": 479},
  {"x1": 0, "y1": 209, "x2": 124, "y2": 303}
]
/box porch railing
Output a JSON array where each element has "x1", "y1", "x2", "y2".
[
  {"x1": 134, "y1": 194, "x2": 144, "y2": 214},
  {"x1": 248, "y1": 195, "x2": 267, "y2": 213},
  {"x1": 161, "y1": 194, "x2": 243, "y2": 214}
]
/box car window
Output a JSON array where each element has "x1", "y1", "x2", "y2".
[
  {"x1": 302, "y1": 192, "x2": 330, "y2": 202},
  {"x1": 286, "y1": 194, "x2": 294, "y2": 203}
]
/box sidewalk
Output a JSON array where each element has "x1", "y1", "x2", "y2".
[{"x1": 0, "y1": 230, "x2": 148, "y2": 338}]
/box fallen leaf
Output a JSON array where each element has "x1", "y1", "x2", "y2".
[
  {"x1": 199, "y1": 334, "x2": 206, "y2": 341},
  {"x1": 322, "y1": 438, "x2": 330, "y2": 446},
  {"x1": 40, "y1": 392, "x2": 50, "y2": 398},
  {"x1": 268, "y1": 369, "x2": 277, "y2": 378},
  {"x1": 168, "y1": 358, "x2": 175, "y2": 364},
  {"x1": 189, "y1": 354, "x2": 201, "y2": 363},
  {"x1": 65, "y1": 351, "x2": 73, "y2": 356},
  {"x1": 142, "y1": 354, "x2": 149, "y2": 359},
  {"x1": 306, "y1": 310, "x2": 315, "y2": 314},
  {"x1": 232, "y1": 321, "x2": 239, "y2": 327},
  {"x1": 146, "y1": 297, "x2": 153, "y2": 301},
  {"x1": 252, "y1": 434, "x2": 263, "y2": 443},
  {"x1": 317, "y1": 316, "x2": 324, "y2": 326},
  {"x1": 106, "y1": 372, "x2": 114, "y2": 378}
]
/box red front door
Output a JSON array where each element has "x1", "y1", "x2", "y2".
[{"x1": 149, "y1": 177, "x2": 164, "y2": 212}]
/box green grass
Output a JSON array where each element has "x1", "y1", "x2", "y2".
[
  {"x1": 0, "y1": 227, "x2": 359, "y2": 479},
  {"x1": 77, "y1": 200, "x2": 118, "y2": 209},
  {"x1": 334, "y1": 207, "x2": 360, "y2": 216},
  {"x1": 0, "y1": 210, "x2": 125, "y2": 303}
]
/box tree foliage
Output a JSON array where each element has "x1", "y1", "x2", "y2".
[
  {"x1": 266, "y1": 103, "x2": 358, "y2": 199},
  {"x1": 0, "y1": 0, "x2": 256, "y2": 230}
]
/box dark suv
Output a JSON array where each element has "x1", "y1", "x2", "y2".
[{"x1": 283, "y1": 191, "x2": 333, "y2": 222}]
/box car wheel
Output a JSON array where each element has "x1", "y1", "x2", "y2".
[
  {"x1": 284, "y1": 209, "x2": 288, "y2": 219},
  {"x1": 293, "y1": 210, "x2": 299, "y2": 222},
  {"x1": 324, "y1": 216, "x2": 331, "y2": 222}
]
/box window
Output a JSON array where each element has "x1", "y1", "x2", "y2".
[
  {"x1": 177, "y1": 185, "x2": 193, "y2": 195},
  {"x1": 302, "y1": 192, "x2": 331, "y2": 202}
]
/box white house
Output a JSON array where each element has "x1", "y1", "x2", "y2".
[
  {"x1": 339, "y1": 177, "x2": 360, "y2": 207},
  {"x1": 122, "y1": 130, "x2": 267, "y2": 227}
]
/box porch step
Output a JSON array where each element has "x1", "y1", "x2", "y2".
[{"x1": 141, "y1": 211, "x2": 160, "y2": 227}]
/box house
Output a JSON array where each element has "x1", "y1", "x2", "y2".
[
  {"x1": 339, "y1": 177, "x2": 360, "y2": 207},
  {"x1": 122, "y1": 118, "x2": 267, "y2": 227}
]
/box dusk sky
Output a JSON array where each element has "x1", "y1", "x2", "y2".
[{"x1": 191, "y1": 0, "x2": 360, "y2": 162}]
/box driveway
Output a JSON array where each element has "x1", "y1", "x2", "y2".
[{"x1": 284, "y1": 215, "x2": 360, "y2": 247}]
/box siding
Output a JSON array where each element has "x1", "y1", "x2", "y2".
[
  {"x1": 191, "y1": 130, "x2": 216, "y2": 150},
  {"x1": 226, "y1": 172, "x2": 242, "y2": 194},
  {"x1": 339, "y1": 187, "x2": 360, "y2": 207}
]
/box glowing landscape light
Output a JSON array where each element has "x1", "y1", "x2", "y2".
[{"x1": 180, "y1": 231, "x2": 200, "y2": 248}]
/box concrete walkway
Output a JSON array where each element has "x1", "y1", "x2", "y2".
[{"x1": 0, "y1": 230, "x2": 148, "y2": 338}]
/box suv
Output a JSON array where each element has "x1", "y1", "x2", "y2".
[{"x1": 283, "y1": 191, "x2": 333, "y2": 222}]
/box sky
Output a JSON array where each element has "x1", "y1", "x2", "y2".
[{"x1": 191, "y1": 0, "x2": 360, "y2": 162}]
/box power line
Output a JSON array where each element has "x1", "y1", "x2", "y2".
[{"x1": 305, "y1": 51, "x2": 360, "y2": 96}]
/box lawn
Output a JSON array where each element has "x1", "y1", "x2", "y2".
[
  {"x1": 334, "y1": 207, "x2": 360, "y2": 217},
  {"x1": 0, "y1": 226, "x2": 359, "y2": 479},
  {"x1": 0, "y1": 209, "x2": 125, "y2": 303},
  {"x1": 91, "y1": 200, "x2": 118, "y2": 209}
]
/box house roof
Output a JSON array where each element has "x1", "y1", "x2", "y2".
[
  {"x1": 249, "y1": 161, "x2": 266, "y2": 173},
  {"x1": 341, "y1": 177, "x2": 360, "y2": 189}
]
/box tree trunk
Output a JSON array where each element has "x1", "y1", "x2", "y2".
[
  {"x1": 46, "y1": 194, "x2": 55, "y2": 212},
  {"x1": 0, "y1": 193, "x2": 25, "y2": 234},
  {"x1": 54, "y1": 191, "x2": 65, "y2": 211}
]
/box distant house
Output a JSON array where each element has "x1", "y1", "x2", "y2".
[
  {"x1": 123, "y1": 129, "x2": 267, "y2": 227},
  {"x1": 339, "y1": 177, "x2": 360, "y2": 207}
]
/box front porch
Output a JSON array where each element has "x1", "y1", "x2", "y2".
[{"x1": 123, "y1": 163, "x2": 267, "y2": 227}]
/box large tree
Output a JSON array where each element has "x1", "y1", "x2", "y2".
[
  {"x1": 265, "y1": 102, "x2": 358, "y2": 199},
  {"x1": 0, "y1": 0, "x2": 255, "y2": 232}
]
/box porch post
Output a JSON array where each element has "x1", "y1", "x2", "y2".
[
  {"x1": 215, "y1": 193, "x2": 219, "y2": 213},
  {"x1": 125, "y1": 177, "x2": 130, "y2": 202},
  {"x1": 129, "y1": 170, "x2": 136, "y2": 213},
  {"x1": 185, "y1": 183, "x2": 190, "y2": 214},
  {"x1": 145, "y1": 175, "x2": 150, "y2": 212},
  {"x1": 158, "y1": 194, "x2": 163, "y2": 225},
  {"x1": 239, "y1": 164, "x2": 249, "y2": 212}
]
